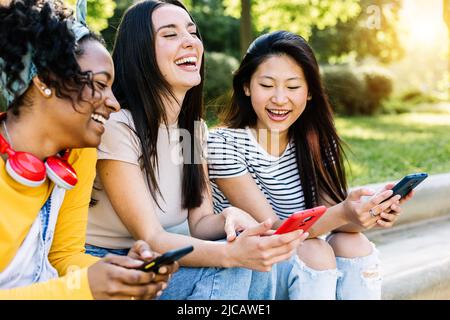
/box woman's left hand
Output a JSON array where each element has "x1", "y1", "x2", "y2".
[
  {"x1": 222, "y1": 207, "x2": 263, "y2": 242},
  {"x1": 376, "y1": 183, "x2": 415, "y2": 228}
]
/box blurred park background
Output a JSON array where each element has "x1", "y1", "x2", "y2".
[{"x1": 1, "y1": 0, "x2": 449, "y2": 187}]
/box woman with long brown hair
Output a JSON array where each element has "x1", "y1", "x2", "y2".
[{"x1": 85, "y1": 1, "x2": 307, "y2": 299}]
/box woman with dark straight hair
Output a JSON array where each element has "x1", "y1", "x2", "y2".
[
  {"x1": 86, "y1": 1, "x2": 308, "y2": 299},
  {"x1": 208, "y1": 31, "x2": 413, "y2": 299}
]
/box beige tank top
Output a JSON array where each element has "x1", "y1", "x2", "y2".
[{"x1": 86, "y1": 109, "x2": 206, "y2": 249}]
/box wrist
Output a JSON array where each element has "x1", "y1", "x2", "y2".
[
  {"x1": 332, "y1": 202, "x2": 349, "y2": 225},
  {"x1": 220, "y1": 241, "x2": 237, "y2": 268},
  {"x1": 221, "y1": 207, "x2": 234, "y2": 220}
]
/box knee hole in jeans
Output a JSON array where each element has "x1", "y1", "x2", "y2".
[
  {"x1": 297, "y1": 238, "x2": 337, "y2": 270},
  {"x1": 328, "y1": 232, "x2": 372, "y2": 258}
]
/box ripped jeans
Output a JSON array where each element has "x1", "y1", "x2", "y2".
[
  {"x1": 271, "y1": 243, "x2": 381, "y2": 300},
  {"x1": 85, "y1": 242, "x2": 381, "y2": 300}
]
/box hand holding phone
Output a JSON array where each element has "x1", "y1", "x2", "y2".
[
  {"x1": 274, "y1": 206, "x2": 327, "y2": 235},
  {"x1": 382, "y1": 172, "x2": 428, "y2": 203},
  {"x1": 140, "y1": 245, "x2": 194, "y2": 272}
]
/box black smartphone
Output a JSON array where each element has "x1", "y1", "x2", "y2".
[
  {"x1": 383, "y1": 172, "x2": 428, "y2": 202},
  {"x1": 140, "y1": 245, "x2": 194, "y2": 272}
]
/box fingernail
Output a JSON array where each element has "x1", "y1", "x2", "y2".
[
  {"x1": 142, "y1": 250, "x2": 152, "y2": 259},
  {"x1": 158, "y1": 266, "x2": 168, "y2": 274},
  {"x1": 157, "y1": 290, "x2": 163, "y2": 297},
  {"x1": 162, "y1": 283, "x2": 168, "y2": 290}
]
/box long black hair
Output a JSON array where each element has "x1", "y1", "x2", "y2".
[
  {"x1": 112, "y1": 0, "x2": 206, "y2": 209},
  {"x1": 220, "y1": 31, "x2": 348, "y2": 208},
  {"x1": 0, "y1": 0, "x2": 103, "y2": 115}
]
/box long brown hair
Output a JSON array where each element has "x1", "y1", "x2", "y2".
[
  {"x1": 112, "y1": 0, "x2": 206, "y2": 209},
  {"x1": 220, "y1": 31, "x2": 348, "y2": 207}
]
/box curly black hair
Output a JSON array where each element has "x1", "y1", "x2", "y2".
[{"x1": 0, "y1": 0, "x2": 104, "y2": 115}]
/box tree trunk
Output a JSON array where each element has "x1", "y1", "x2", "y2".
[
  {"x1": 444, "y1": 0, "x2": 450, "y2": 98},
  {"x1": 240, "y1": 0, "x2": 252, "y2": 58}
]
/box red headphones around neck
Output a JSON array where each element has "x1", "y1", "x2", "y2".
[{"x1": 0, "y1": 112, "x2": 78, "y2": 190}]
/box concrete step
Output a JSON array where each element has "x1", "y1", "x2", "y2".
[
  {"x1": 365, "y1": 214, "x2": 450, "y2": 299},
  {"x1": 358, "y1": 172, "x2": 450, "y2": 227}
]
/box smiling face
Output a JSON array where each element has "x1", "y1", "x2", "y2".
[
  {"x1": 152, "y1": 4, "x2": 203, "y2": 96},
  {"x1": 50, "y1": 40, "x2": 120, "y2": 148},
  {"x1": 244, "y1": 54, "x2": 309, "y2": 135}
]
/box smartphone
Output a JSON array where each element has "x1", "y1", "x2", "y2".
[
  {"x1": 274, "y1": 206, "x2": 327, "y2": 235},
  {"x1": 140, "y1": 245, "x2": 194, "y2": 272},
  {"x1": 382, "y1": 172, "x2": 428, "y2": 202}
]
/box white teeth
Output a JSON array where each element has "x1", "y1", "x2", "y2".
[
  {"x1": 91, "y1": 113, "x2": 106, "y2": 125},
  {"x1": 175, "y1": 56, "x2": 197, "y2": 65},
  {"x1": 268, "y1": 110, "x2": 290, "y2": 115}
]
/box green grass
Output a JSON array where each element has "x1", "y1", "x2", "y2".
[
  {"x1": 337, "y1": 111, "x2": 450, "y2": 187},
  {"x1": 206, "y1": 102, "x2": 450, "y2": 187}
]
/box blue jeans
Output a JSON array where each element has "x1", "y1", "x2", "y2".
[
  {"x1": 157, "y1": 267, "x2": 254, "y2": 300},
  {"x1": 84, "y1": 243, "x2": 381, "y2": 300},
  {"x1": 273, "y1": 243, "x2": 381, "y2": 300},
  {"x1": 84, "y1": 244, "x2": 257, "y2": 300},
  {"x1": 335, "y1": 243, "x2": 381, "y2": 300},
  {"x1": 85, "y1": 244, "x2": 130, "y2": 257}
]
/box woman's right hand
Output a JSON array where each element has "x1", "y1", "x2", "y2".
[
  {"x1": 342, "y1": 186, "x2": 401, "y2": 229},
  {"x1": 226, "y1": 219, "x2": 308, "y2": 272},
  {"x1": 87, "y1": 254, "x2": 168, "y2": 300}
]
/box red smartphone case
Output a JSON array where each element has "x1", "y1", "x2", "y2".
[{"x1": 274, "y1": 205, "x2": 327, "y2": 235}]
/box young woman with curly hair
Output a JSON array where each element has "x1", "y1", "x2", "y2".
[{"x1": 0, "y1": 0, "x2": 177, "y2": 300}]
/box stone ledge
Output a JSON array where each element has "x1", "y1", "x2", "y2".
[
  {"x1": 357, "y1": 172, "x2": 450, "y2": 226},
  {"x1": 366, "y1": 215, "x2": 450, "y2": 299}
]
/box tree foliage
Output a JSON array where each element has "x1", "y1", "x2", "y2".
[
  {"x1": 223, "y1": 0, "x2": 361, "y2": 38},
  {"x1": 66, "y1": 0, "x2": 116, "y2": 33},
  {"x1": 309, "y1": 0, "x2": 404, "y2": 64},
  {"x1": 220, "y1": 0, "x2": 403, "y2": 64},
  {"x1": 187, "y1": 0, "x2": 241, "y2": 58},
  {"x1": 99, "y1": 0, "x2": 133, "y2": 50}
]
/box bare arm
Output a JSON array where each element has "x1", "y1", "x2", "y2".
[
  {"x1": 214, "y1": 174, "x2": 402, "y2": 238},
  {"x1": 214, "y1": 173, "x2": 283, "y2": 228},
  {"x1": 187, "y1": 164, "x2": 228, "y2": 240},
  {"x1": 313, "y1": 187, "x2": 403, "y2": 236},
  {"x1": 97, "y1": 159, "x2": 231, "y2": 267},
  {"x1": 97, "y1": 159, "x2": 305, "y2": 271},
  {"x1": 312, "y1": 192, "x2": 361, "y2": 235},
  {"x1": 215, "y1": 174, "x2": 351, "y2": 237}
]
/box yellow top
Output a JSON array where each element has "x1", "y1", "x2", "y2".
[{"x1": 0, "y1": 148, "x2": 99, "y2": 299}]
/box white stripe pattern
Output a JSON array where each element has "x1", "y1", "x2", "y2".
[{"x1": 207, "y1": 127, "x2": 306, "y2": 220}]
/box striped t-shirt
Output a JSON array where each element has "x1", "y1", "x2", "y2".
[{"x1": 207, "y1": 127, "x2": 306, "y2": 220}]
